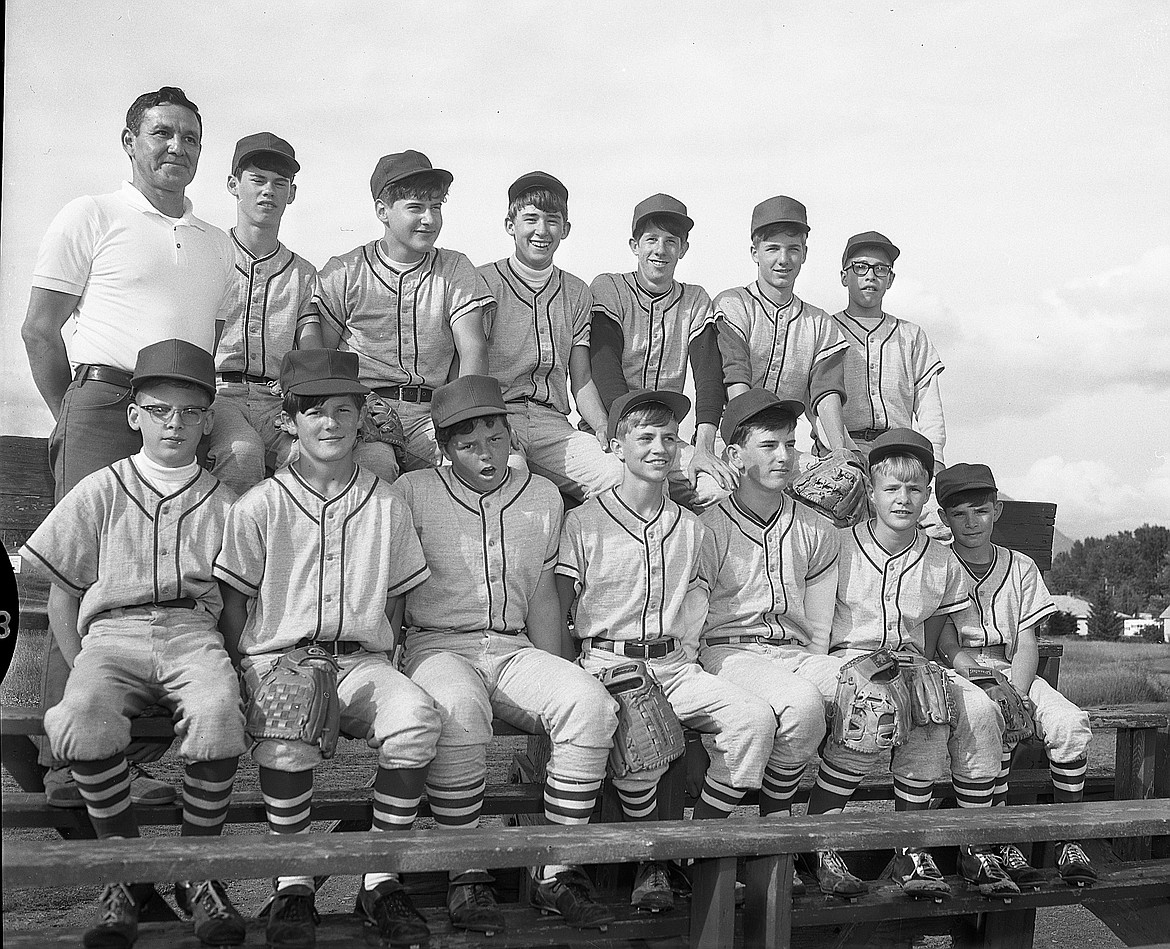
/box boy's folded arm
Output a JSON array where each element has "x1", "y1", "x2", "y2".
[
  {"x1": 451, "y1": 308, "x2": 489, "y2": 377},
  {"x1": 568, "y1": 345, "x2": 610, "y2": 437},
  {"x1": 527, "y1": 568, "x2": 569, "y2": 660},
  {"x1": 1010, "y1": 624, "x2": 1040, "y2": 694},
  {"x1": 217, "y1": 581, "x2": 250, "y2": 666},
  {"x1": 47, "y1": 586, "x2": 82, "y2": 669}
]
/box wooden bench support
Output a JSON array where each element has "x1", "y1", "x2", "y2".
[{"x1": 743, "y1": 852, "x2": 795, "y2": 949}]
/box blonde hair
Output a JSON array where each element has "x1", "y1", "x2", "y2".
[{"x1": 870, "y1": 454, "x2": 929, "y2": 484}]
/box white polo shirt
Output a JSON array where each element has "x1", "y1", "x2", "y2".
[{"x1": 33, "y1": 181, "x2": 234, "y2": 372}]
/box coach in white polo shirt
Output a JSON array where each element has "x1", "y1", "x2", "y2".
[{"x1": 20, "y1": 85, "x2": 234, "y2": 807}]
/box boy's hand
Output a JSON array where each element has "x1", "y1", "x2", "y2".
[{"x1": 686, "y1": 444, "x2": 738, "y2": 491}]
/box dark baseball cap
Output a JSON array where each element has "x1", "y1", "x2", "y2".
[
  {"x1": 132, "y1": 339, "x2": 216, "y2": 398},
  {"x1": 279, "y1": 350, "x2": 369, "y2": 397},
  {"x1": 867, "y1": 428, "x2": 935, "y2": 479},
  {"x1": 751, "y1": 196, "x2": 809, "y2": 239},
  {"x1": 370, "y1": 150, "x2": 453, "y2": 200},
  {"x1": 842, "y1": 230, "x2": 900, "y2": 268},
  {"x1": 607, "y1": 389, "x2": 691, "y2": 442},
  {"x1": 719, "y1": 389, "x2": 805, "y2": 446},
  {"x1": 232, "y1": 132, "x2": 299, "y2": 176},
  {"x1": 432, "y1": 375, "x2": 508, "y2": 428},
  {"x1": 935, "y1": 463, "x2": 998, "y2": 507},
  {"x1": 508, "y1": 171, "x2": 568, "y2": 204},
  {"x1": 631, "y1": 193, "x2": 693, "y2": 237}
]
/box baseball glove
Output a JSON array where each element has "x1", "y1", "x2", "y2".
[
  {"x1": 245, "y1": 646, "x2": 342, "y2": 758},
  {"x1": 786, "y1": 449, "x2": 869, "y2": 528},
  {"x1": 897, "y1": 653, "x2": 956, "y2": 726},
  {"x1": 361, "y1": 393, "x2": 407, "y2": 456},
  {"x1": 965, "y1": 667, "x2": 1035, "y2": 749},
  {"x1": 829, "y1": 648, "x2": 913, "y2": 754},
  {"x1": 595, "y1": 659, "x2": 686, "y2": 778}
]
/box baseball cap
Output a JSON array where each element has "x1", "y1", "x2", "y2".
[
  {"x1": 132, "y1": 339, "x2": 216, "y2": 398},
  {"x1": 279, "y1": 350, "x2": 370, "y2": 397},
  {"x1": 431, "y1": 375, "x2": 508, "y2": 429},
  {"x1": 508, "y1": 171, "x2": 568, "y2": 205},
  {"x1": 607, "y1": 389, "x2": 691, "y2": 442},
  {"x1": 232, "y1": 132, "x2": 299, "y2": 176},
  {"x1": 842, "y1": 230, "x2": 900, "y2": 268},
  {"x1": 750, "y1": 196, "x2": 809, "y2": 239},
  {"x1": 935, "y1": 463, "x2": 998, "y2": 508},
  {"x1": 370, "y1": 150, "x2": 453, "y2": 200},
  {"x1": 719, "y1": 389, "x2": 805, "y2": 446},
  {"x1": 631, "y1": 194, "x2": 693, "y2": 237},
  {"x1": 867, "y1": 428, "x2": 936, "y2": 479}
]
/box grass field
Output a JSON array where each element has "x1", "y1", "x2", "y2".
[{"x1": 1054, "y1": 638, "x2": 1170, "y2": 706}]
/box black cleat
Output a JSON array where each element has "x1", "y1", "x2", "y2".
[
  {"x1": 448, "y1": 871, "x2": 505, "y2": 936},
  {"x1": 997, "y1": 844, "x2": 1046, "y2": 890},
  {"x1": 83, "y1": 883, "x2": 139, "y2": 949},
  {"x1": 529, "y1": 867, "x2": 615, "y2": 930},
  {"x1": 631, "y1": 860, "x2": 675, "y2": 912},
  {"x1": 176, "y1": 879, "x2": 246, "y2": 945},
  {"x1": 890, "y1": 849, "x2": 951, "y2": 902},
  {"x1": 1057, "y1": 841, "x2": 1098, "y2": 888},
  {"x1": 959, "y1": 847, "x2": 1020, "y2": 900},
  {"x1": 265, "y1": 885, "x2": 318, "y2": 949},
  {"x1": 816, "y1": 849, "x2": 868, "y2": 900},
  {"x1": 355, "y1": 880, "x2": 430, "y2": 948}
]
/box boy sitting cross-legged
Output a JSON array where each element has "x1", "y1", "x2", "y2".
[{"x1": 24, "y1": 339, "x2": 247, "y2": 948}]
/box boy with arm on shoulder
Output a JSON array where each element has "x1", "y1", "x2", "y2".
[
  {"x1": 215, "y1": 350, "x2": 441, "y2": 949},
  {"x1": 935, "y1": 463, "x2": 1096, "y2": 888}
]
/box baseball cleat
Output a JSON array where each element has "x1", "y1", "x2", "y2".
[
  {"x1": 959, "y1": 847, "x2": 1020, "y2": 901},
  {"x1": 631, "y1": 860, "x2": 675, "y2": 913},
  {"x1": 175, "y1": 879, "x2": 246, "y2": 946},
  {"x1": 529, "y1": 867, "x2": 614, "y2": 930},
  {"x1": 447, "y1": 871, "x2": 504, "y2": 936},
  {"x1": 83, "y1": 883, "x2": 139, "y2": 949},
  {"x1": 1056, "y1": 841, "x2": 1098, "y2": 888},
  {"x1": 816, "y1": 849, "x2": 868, "y2": 900},
  {"x1": 997, "y1": 844, "x2": 1046, "y2": 890},
  {"x1": 265, "y1": 885, "x2": 318, "y2": 949},
  {"x1": 890, "y1": 849, "x2": 951, "y2": 902},
  {"x1": 354, "y1": 880, "x2": 430, "y2": 948}
]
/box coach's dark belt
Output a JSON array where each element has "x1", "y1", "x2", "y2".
[
  {"x1": 296, "y1": 638, "x2": 364, "y2": 656},
  {"x1": 586, "y1": 638, "x2": 679, "y2": 659},
  {"x1": 975, "y1": 644, "x2": 1008, "y2": 659},
  {"x1": 75, "y1": 364, "x2": 134, "y2": 389},
  {"x1": 373, "y1": 385, "x2": 433, "y2": 403},
  {"x1": 849, "y1": 428, "x2": 888, "y2": 442},
  {"x1": 219, "y1": 371, "x2": 275, "y2": 385},
  {"x1": 704, "y1": 634, "x2": 792, "y2": 647}
]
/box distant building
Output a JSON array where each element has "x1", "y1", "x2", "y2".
[
  {"x1": 1161, "y1": 606, "x2": 1170, "y2": 643},
  {"x1": 1052, "y1": 594, "x2": 1091, "y2": 637}
]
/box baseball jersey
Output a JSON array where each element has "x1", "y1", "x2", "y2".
[
  {"x1": 951, "y1": 545, "x2": 1057, "y2": 658},
  {"x1": 589, "y1": 273, "x2": 714, "y2": 394},
  {"x1": 831, "y1": 521, "x2": 971, "y2": 655},
  {"x1": 829, "y1": 311, "x2": 944, "y2": 435},
  {"x1": 557, "y1": 489, "x2": 708, "y2": 654},
  {"x1": 310, "y1": 243, "x2": 493, "y2": 389},
  {"x1": 392, "y1": 466, "x2": 563, "y2": 634},
  {"x1": 20, "y1": 458, "x2": 232, "y2": 635},
  {"x1": 214, "y1": 465, "x2": 429, "y2": 654},
  {"x1": 700, "y1": 495, "x2": 840, "y2": 649},
  {"x1": 215, "y1": 231, "x2": 318, "y2": 380},
  {"x1": 480, "y1": 259, "x2": 591, "y2": 415},
  {"x1": 715, "y1": 284, "x2": 847, "y2": 409}
]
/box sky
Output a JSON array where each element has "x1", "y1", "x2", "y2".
[{"x1": 2, "y1": 1, "x2": 1168, "y2": 540}]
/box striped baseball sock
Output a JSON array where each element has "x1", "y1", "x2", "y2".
[
  {"x1": 181, "y1": 758, "x2": 238, "y2": 837},
  {"x1": 993, "y1": 750, "x2": 1014, "y2": 806},
  {"x1": 544, "y1": 773, "x2": 603, "y2": 826},
  {"x1": 692, "y1": 775, "x2": 746, "y2": 819},
  {"x1": 760, "y1": 763, "x2": 806, "y2": 817},
  {"x1": 364, "y1": 766, "x2": 426, "y2": 891},
  {"x1": 893, "y1": 775, "x2": 934, "y2": 811},
  {"x1": 71, "y1": 755, "x2": 139, "y2": 840},
  {"x1": 953, "y1": 774, "x2": 995, "y2": 810},
  {"x1": 615, "y1": 784, "x2": 658, "y2": 821},
  {"x1": 807, "y1": 760, "x2": 866, "y2": 816},
  {"x1": 1050, "y1": 757, "x2": 1087, "y2": 804},
  {"x1": 427, "y1": 776, "x2": 486, "y2": 830},
  {"x1": 260, "y1": 767, "x2": 314, "y2": 892}
]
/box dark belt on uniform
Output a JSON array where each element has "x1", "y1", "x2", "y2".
[
  {"x1": 121, "y1": 597, "x2": 198, "y2": 611},
  {"x1": 586, "y1": 638, "x2": 679, "y2": 659},
  {"x1": 704, "y1": 634, "x2": 792, "y2": 647},
  {"x1": 849, "y1": 428, "x2": 888, "y2": 442},
  {"x1": 373, "y1": 385, "x2": 433, "y2": 403},
  {"x1": 219, "y1": 371, "x2": 275, "y2": 384},
  {"x1": 296, "y1": 638, "x2": 364, "y2": 656},
  {"x1": 75, "y1": 364, "x2": 134, "y2": 389}
]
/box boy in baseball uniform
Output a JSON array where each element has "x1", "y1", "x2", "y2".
[
  {"x1": 302, "y1": 150, "x2": 493, "y2": 479},
  {"x1": 478, "y1": 171, "x2": 622, "y2": 499},
  {"x1": 22, "y1": 339, "x2": 248, "y2": 948},
  {"x1": 394, "y1": 374, "x2": 620, "y2": 934},
  {"x1": 558, "y1": 389, "x2": 777, "y2": 912},
  {"x1": 714, "y1": 196, "x2": 850, "y2": 454},
  {"x1": 589, "y1": 194, "x2": 735, "y2": 506},
  {"x1": 936, "y1": 463, "x2": 1096, "y2": 887},
  {"x1": 215, "y1": 349, "x2": 441, "y2": 949},
  {"x1": 205, "y1": 133, "x2": 316, "y2": 492}
]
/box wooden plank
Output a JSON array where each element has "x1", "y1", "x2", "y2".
[
  {"x1": 743, "y1": 852, "x2": 794, "y2": 949},
  {"x1": 1080, "y1": 839, "x2": 1170, "y2": 948},
  {"x1": 689, "y1": 855, "x2": 735, "y2": 949},
  {"x1": 1114, "y1": 726, "x2": 1159, "y2": 861},
  {"x1": 5, "y1": 801, "x2": 1167, "y2": 888}
]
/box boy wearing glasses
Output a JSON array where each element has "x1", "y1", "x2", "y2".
[{"x1": 23, "y1": 340, "x2": 248, "y2": 947}]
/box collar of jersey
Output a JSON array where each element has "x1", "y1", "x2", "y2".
[
  {"x1": 119, "y1": 180, "x2": 200, "y2": 227},
  {"x1": 727, "y1": 492, "x2": 790, "y2": 532},
  {"x1": 750, "y1": 282, "x2": 802, "y2": 320}
]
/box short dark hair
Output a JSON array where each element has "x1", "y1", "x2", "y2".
[
  {"x1": 752, "y1": 223, "x2": 807, "y2": 247},
  {"x1": 126, "y1": 86, "x2": 202, "y2": 134},
  {"x1": 614, "y1": 403, "x2": 677, "y2": 440},
  {"x1": 234, "y1": 152, "x2": 297, "y2": 181},
  {"x1": 436, "y1": 413, "x2": 510, "y2": 449},
  {"x1": 633, "y1": 212, "x2": 691, "y2": 242},
  {"x1": 943, "y1": 487, "x2": 999, "y2": 510},
  {"x1": 281, "y1": 391, "x2": 364, "y2": 417},
  {"x1": 379, "y1": 171, "x2": 450, "y2": 206},
  {"x1": 507, "y1": 188, "x2": 569, "y2": 223},
  {"x1": 729, "y1": 405, "x2": 798, "y2": 448}
]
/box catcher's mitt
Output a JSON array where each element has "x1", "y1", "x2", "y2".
[
  {"x1": 595, "y1": 659, "x2": 685, "y2": 777},
  {"x1": 245, "y1": 646, "x2": 341, "y2": 758},
  {"x1": 829, "y1": 648, "x2": 912, "y2": 754},
  {"x1": 786, "y1": 449, "x2": 869, "y2": 528},
  {"x1": 896, "y1": 653, "x2": 956, "y2": 726},
  {"x1": 965, "y1": 667, "x2": 1034, "y2": 749},
  {"x1": 362, "y1": 393, "x2": 407, "y2": 457}
]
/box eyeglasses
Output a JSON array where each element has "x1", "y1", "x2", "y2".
[
  {"x1": 846, "y1": 261, "x2": 894, "y2": 278},
  {"x1": 136, "y1": 402, "x2": 209, "y2": 425}
]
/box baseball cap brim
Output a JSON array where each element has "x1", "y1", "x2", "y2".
[
  {"x1": 133, "y1": 371, "x2": 216, "y2": 399},
  {"x1": 719, "y1": 391, "x2": 805, "y2": 445},
  {"x1": 607, "y1": 390, "x2": 691, "y2": 442},
  {"x1": 285, "y1": 379, "x2": 370, "y2": 397},
  {"x1": 937, "y1": 478, "x2": 997, "y2": 506},
  {"x1": 867, "y1": 429, "x2": 935, "y2": 479},
  {"x1": 236, "y1": 147, "x2": 300, "y2": 176}
]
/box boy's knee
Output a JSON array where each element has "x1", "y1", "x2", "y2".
[
  {"x1": 253, "y1": 737, "x2": 321, "y2": 772},
  {"x1": 44, "y1": 692, "x2": 130, "y2": 762}
]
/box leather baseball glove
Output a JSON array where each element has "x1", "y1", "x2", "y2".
[
  {"x1": 965, "y1": 667, "x2": 1035, "y2": 749},
  {"x1": 245, "y1": 646, "x2": 342, "y2": 758},
  {"x1": 897, "y1": 653, "x2": 956, "y2": 726},
  {"x1": 595, "y1": 659, "x2": 686, "y2": 778},
  {"x1": 787, "y1": 449, "x2": 869, "y2": 528},
  {"x1": 829, "y1": 648, "x2": 913, "y2": 754},
  {"x1": 362, "y1": 393, "x2": 407, "y2": 457}
]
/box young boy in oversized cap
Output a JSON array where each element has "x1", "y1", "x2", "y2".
[
  {"x1": 935, "y1": 463, "x2": 1096, "y2": 888},
  {"x1": 205, "y1": 132, "x2": 316, "y2": 492},
  {"x1": 215, "y1": 349, "x2": 441, "y2": 949},
  {"x1": 589, "y1": 194, "x2": 735, "y2": 506},
  {"x1": 393, "y1": 374, "x2": 620, "y2": 934},
  {"x1": 302, "y1": 149, "x2": 493, "y2": 480},
  {"x1": 22, "y1": 339, "x2": 247, "y2": 947},
  {"x1": 478, "y1": 171, "x2": 622, "y2": 500},
  {"x1": 557, "y1": 389, "x2": 777, "y2": 912},
  {"x1": 714, "y1": 196, "x2": 850, "y2": 453}
]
